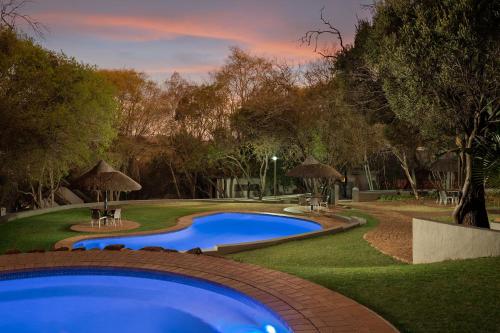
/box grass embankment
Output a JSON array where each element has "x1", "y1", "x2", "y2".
[{"x1": 230, "y1": 211, "x2": 500, "y2": 333}]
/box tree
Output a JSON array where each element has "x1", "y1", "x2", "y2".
[
  {"x1": 0, "y1": 0, "x2": 45, "y2": 36},
  {"x1": 252, "y1": 138, "x2": 280, "y2": 199},
  {"x1": 370, "y1": 0, "x2": 499, "y2": 227},
  {"x1": 214, "y1": 47, "x2": 275, "y2": 112},
  {"x1": 0, "y1": 29, "x2": 117, "y2": 208},
  {"x1": 100, "y1": 69, "x2": 169, "y2": 181}
]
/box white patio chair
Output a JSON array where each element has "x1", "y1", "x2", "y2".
[
  {"x1": 111, "y1": 208, "x2": 122, "y2": 226},
  {"x1": 320, "y1": 195, "x2": 330, "y2": 208},
  {"x1": 438, "y1": 191, "x2": 454, "y2": 205}
]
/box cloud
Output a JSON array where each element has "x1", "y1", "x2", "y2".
[
  {"x1": 143, "y1": 64, "x2": 219, "y2": 75},
  {"x1": 36, "y1": 11, "x2": 319, "y2": 62}
]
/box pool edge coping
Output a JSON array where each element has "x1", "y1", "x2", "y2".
[{"x1": 0, "y1": 252, "x2": 399, "y2": 333}]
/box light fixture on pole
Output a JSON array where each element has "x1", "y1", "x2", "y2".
[{"x1": 271, "y1": 155, "x2": 278, "y2": 197}]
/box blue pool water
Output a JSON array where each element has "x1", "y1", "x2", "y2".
[
  {"x1": 74, "y1": 212, "x2": 322, "y2": 251},
  {"x1": 0, "y1": 268, "x2": 291, "y2": 333}
]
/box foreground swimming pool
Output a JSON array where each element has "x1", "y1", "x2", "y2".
[
  {"x1": 0, "y1": 268, "x2": 291, "y2": 333},
  {"x1": 74, "y1": 212, "x2": 322, "y2": 251}
]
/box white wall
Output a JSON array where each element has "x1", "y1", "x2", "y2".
[{"x1": 413, "y1": 218, "x2": 500, "y2": 263}]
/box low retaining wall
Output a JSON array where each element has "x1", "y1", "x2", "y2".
[
  {"x1": 0, "y1": 198, "x2": 272, "y2": 224},
  {"x1": 352, "y1": 189, "x2": 400, "y2": 202},
  {"x1": 213, "y1": 221, "x2": 360, "y2": 255},
  {"x1": 413, "y1": 218, "x2": 500, "y2": 264}
]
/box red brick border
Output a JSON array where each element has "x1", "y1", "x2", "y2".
[{"x1": 0, "y1": 252, "x2": 397, "y2": 333}]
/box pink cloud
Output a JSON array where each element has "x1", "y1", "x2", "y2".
[{"x1": 37, "y1": 11, "x2": 319, "y2": 62}]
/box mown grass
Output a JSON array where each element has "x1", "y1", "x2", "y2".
[
  {"x1": 2, "y1": 203, "x2": 499, "y2": 332},
  {"x1": 433, "y1": 213, "x2": 500, "y2": 225},
  {"x1": 0, "y1": 203, "x2": 218, "y2": 253},
  {"x1": 0, "y1": 201, "x2": 288, "y2": 253},
  {"x1": 230, "y1": 211, "x2": 500, "y2": 333}
]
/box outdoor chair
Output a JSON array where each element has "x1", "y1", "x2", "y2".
[
  {"x1": 438, "y1": 190, "x2": 455, "y2": 205},
  {"x1": 320, "y1": 195, "x2": 330, "y2": 209},
  {"x1": 90, "y1": 209, "x2": 106, "y2": 228},
  {"x1": 310, "y1": 197, "x2": 320, "y2": 212},
  {"x1": 111, "y1": 208, "x2": 122, "y2": 226},
  {"x1": 298, "y1": 195, "x2": 308, "y2": 206}
]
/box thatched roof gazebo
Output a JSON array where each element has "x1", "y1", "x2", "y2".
[
  {"x1": 74, "y1": 160, "x2": 141, "y2": 209},
  {"x1": 286, "y1": 156, "x2": 342, "y2": 196},
  {"x1": 286, "y1": 156, "x2": 342, "y2": 179},
  {"x1": 74, "y1": 160, "x2": 116, "y2": 190}
]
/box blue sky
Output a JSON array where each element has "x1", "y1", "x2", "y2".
[{"x1": 25, "y1": 0, "x2": 372, "y2": 82}]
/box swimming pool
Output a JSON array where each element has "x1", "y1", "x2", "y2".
[
  {"x1": 74, "y1": 212, "x2": 322, "y2": 251},
  {"x1": 0, "y1": 268, "x2": 291, "y2": 333}
]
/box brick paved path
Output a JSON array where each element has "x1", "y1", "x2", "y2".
[{"x1": 0, "y1": 252, "x2": 397, "y2": 333}]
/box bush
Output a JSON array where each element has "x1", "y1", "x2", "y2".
[{"x1": 378, "y1": 194, "x2": 415, "y2": 201}]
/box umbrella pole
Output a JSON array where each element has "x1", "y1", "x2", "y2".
[{"x1": 104, "y1": 190, "x2": 108, "y2": 210}]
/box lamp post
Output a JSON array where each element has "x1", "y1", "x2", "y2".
[{"x1": 271, "y1": 155, "x2": 278, "y2": 197}]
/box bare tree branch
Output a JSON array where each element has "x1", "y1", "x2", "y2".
[
  {"x1": 300, "y1": 6, "x2": 346, "y2": 58},
  {"x1": 0, "y1": 0, "x2": 46, "y2": 37}
]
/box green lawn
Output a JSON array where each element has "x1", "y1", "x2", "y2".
[
  {"x1": 433, "y1": 213, "x2": 500, "y2": 225},
  {"x1": 0, "y1": 201, "x2": 287, "y2": 253},
  {"x1": 2, "y1": 203, "x2": 499, "y2": 332},
  {"x1": 230, "y1": 211, "x2": 500, "y2": 333},
  {"x1": 0, "y1": 203, "x2": 219, "y2": 253}
]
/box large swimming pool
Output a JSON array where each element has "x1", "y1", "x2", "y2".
[
  {"x1": 0, "y1": 268, "x2": 291, "y2": 333},
  {"x1": 74, "y1": 212, "x2": 322, "y2": 251}
]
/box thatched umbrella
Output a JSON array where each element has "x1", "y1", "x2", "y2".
[
  {"x1": 74, "y1": 160, "x2": 116, "y2": 190},
  {"x1": 286, "y1": 156, "x2": 342, "y2": 195},
  {"x1": 74, "y1": 160, "x2": 142, "y2": 209},
  {"x1": 286, "y1": 156, "x2": 342, "y2": 179}
]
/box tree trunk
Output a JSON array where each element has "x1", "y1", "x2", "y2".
[
  {"x1": 258, "y1": 157, "x2": 269, "y2": 200},
  {"x1": 402, "y1": 166, "x2": 419, "y2": 200},
  {"x1": 168, "y1": 161, "x2": 181, "y2": 199},
  {"x1": 38, "y1": 181, "x2": 43, "y2": 208},
  {"x1": 343, "y1": 168, "x2": 348, "y2": 198},
  {"x1": 453, "y1": 151, "x2": 490, "y2": 228},
  {"x1": 393, "y1": 149, "x2": 419, "y2": 199}
]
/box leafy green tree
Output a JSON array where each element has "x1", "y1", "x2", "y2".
[
  {"x1": 370, "y1": 0, "x2": 499, "y2": 227},
  {"x1": 100, "y1": 69, "x2": 169, "y2": 181},
  {"x1": 0, "y1": 29, "x2": 117, "y2": 208}
]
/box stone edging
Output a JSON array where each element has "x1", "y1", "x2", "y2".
[
  {"x1": 55, "y1": 211, "x2": 359, "y2": 253},
  {"x1": 0, "y1": 252, "x2": 398, "y2": 333}
]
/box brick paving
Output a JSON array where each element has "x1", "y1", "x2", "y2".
[
  {"x1": 0, "y1": 251, "x2": 397, "y2": 333},
  {"x1": 349, "y1": 202, "x2": 454, "y2": 263}
]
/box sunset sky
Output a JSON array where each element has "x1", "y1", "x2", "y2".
[{"x1": 26, "y1": 0, "x2": 372, "y2": 82}]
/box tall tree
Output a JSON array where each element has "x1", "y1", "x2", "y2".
[
  {"x1": 0, "y1": 29, "x2": 117, "y2": 208},
  {"x1": 370, "y1": 0, "x2": 499, "y2": 227},
  {"x1": 100, "y1": 69, "x2": 169, "y2": 180}
]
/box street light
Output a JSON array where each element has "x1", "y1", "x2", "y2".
[{"x1": 271, "y1": 155, "x2": 278, "y2": 197}]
